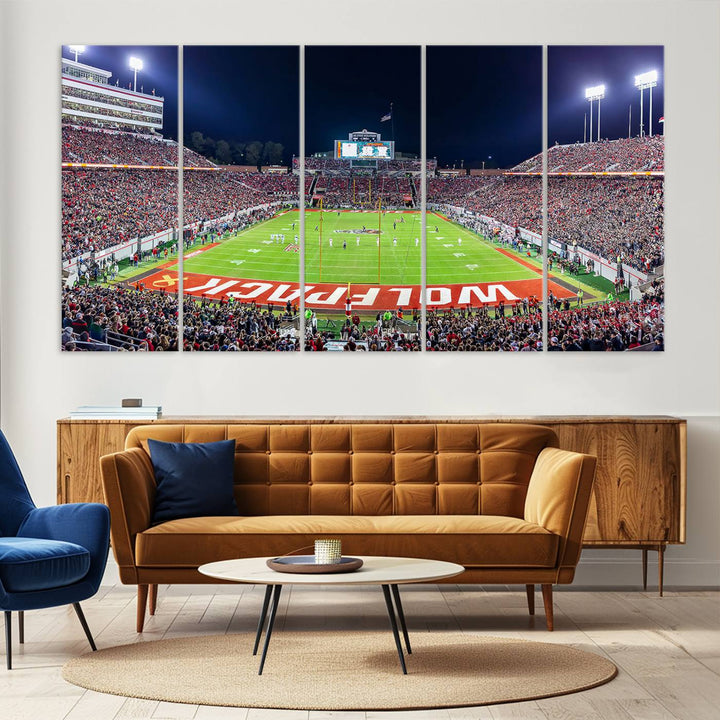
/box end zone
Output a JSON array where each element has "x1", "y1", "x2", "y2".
[{"x1": 137, "y1": 270, "x2": 577, "y2": 310}]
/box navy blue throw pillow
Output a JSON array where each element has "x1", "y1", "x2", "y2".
[{"x1": 148, "y1": 438, "x2": 239, "y2": 524}]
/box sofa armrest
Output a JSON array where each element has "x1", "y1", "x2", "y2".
[
  {"x1": 100, "y1": 448, "x2": 156, "y2": 583},
  {"x1": 524, "y1": 447, "x2": 597, "y2": 579}
]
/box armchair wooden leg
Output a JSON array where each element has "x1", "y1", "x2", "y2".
[
  {"x1": 137, "y1": 584, "x2": 149, "y2": 633},
  {"x1": 149, "y1": 584, "x2": 158, "y2": 616},
  {"x1": 541, "y1": 584, "x2": 554, "y2": 631},
  {"x1": 4, "y1": 611, "x2": 11, "y2": 670},
  {"x1": 18, "y1": 611, "x2": 24, "y2": 644},
  {"x1": 525, "y1": 584, "x2": 535, "y2": 615},
  {"x1": 72, "y1": 603, "x2": 97, "y2": 652}
]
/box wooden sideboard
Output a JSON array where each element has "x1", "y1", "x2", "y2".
[{"x1": 57, "y1": 415, "x2": 686, "y2": 594}]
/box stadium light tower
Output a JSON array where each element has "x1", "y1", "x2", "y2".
[
  {"x1": 129, "y1": 56, "x2": 144, "y2": 93},
  {"x1": 635, "y1": 70, "x2": 658, "y2": 137},
  {"x1": 68, "y1": 45, "x2": 86, "y2": 62},
  {"x1": 585, "y1": 85, "x2": 605, "y2": 143}
]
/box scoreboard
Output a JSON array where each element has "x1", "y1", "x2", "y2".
[{"x1": 335, "y1": 140, "x2": 394, "y2": 160}]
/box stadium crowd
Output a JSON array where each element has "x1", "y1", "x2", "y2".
[
  {"x1": 512, "y1": 136, "x2": 665, "y2": 173},
  {"x1": 428, "y1": 174, "x2": 663, "y2": 273},
  {"x1": 548, "y1": 281, "x2": 664, "y2": 351},
  {"x1": 305, "y1": 323, "x2": 421, "y2": 351},
  {"x1": 61, "y1": 285, "x2": 300, "y2": 351},
  {"x1": 62, "y1": 125, "x2": 213, "y2": 167},
  {"x1": 61, "y1": 284, "x2": 178, "y2": 351},
  {"x1": 548, "y1": 176, "x2": 664, "y2": 272},
  {"x1": 297, "y1": 157, "x2": 433, "y2": 174},
  {"x1": 61, "y1": 279, "x2": 663, "y2": 352},
  {"x1": 62, "y1": 169, "x2": 177, "y2": 260},
  {"x1": 63, "y1": 168, "x2": 297, "y2": 259},
  {"x1": 183, "y1": 297, "x2": 298, "y2": 351},
  {"x1": 314, "y1": 176, "x2": 413, "y2": 208},
  {"x1": 63, "y1": 84, "x2": 160, "y2": 114},
  {"x1": 426, "y1": 307, "x2": 543, "y2": 351},
  {"x1": 426, "y1": 279, "x2": 664, "y2": 352}
]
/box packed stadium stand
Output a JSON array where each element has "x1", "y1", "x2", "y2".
[
  {"x1": 62, "y1": 163, "x2": 298, "y2": 260},
  {"x1": 429, "y1": 173, "x2": 663, "y2": 273},
  {"x1": 425, "y1": 280, "x2": 663, "y2": 352},
  {"x1": 512, "y1": 135, "x2": 664, "y2": 173},
  {"x1": 62, "y1": 125, "x2": 213, "y2": 167},
  {"x1": 61, "y1": 285, "x2": 299, "y2": 352},
  {"x1": 62, "y1": 120, "x2": 663, "y2": 351}
]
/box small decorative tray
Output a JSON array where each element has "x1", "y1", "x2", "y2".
[{"x1": 266, "y1": 556, "x2": 364, "y2": 574}]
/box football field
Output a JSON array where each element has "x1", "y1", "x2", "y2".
[
  {"x1": 177, "y1": 208, "x2": 537, "y2": 286},
  {"x1": 133, "y1": 208, "x2": 594, "y2": 310}
]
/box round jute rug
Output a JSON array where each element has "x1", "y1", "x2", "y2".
[{"x1": 62, "y1": 632, "x2": 617, "y2": 711}]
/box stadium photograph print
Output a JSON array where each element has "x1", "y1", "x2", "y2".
[
  {"x1": 180, "y1": 46, "x2": 300, "y2": 352},
  {"x1": 303, "y1": 45, "x2": 422, "y2": 352},
  {"x1": 426, "y1": 46, "x2": 543, "y2": 352},
  {"x1": 59, "y1": 43, "x2": 664, "y2": 354},
  {"x1": 546, "y1": 45, "x2": 664, "y2": 352},
  {"x1": 61, "y1": 45, "x2": 180, "y2": 352}
]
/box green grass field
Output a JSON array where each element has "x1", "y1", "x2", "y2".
[
  {"x1": 116, "y1": 208, "x2": 611, "y2": 303},
  {"x1": 182, "y1": 209, "x2": 300, "y2": 282},
  {"x1": 177, "y1": 208, "x2": 538, "y2": 286}
]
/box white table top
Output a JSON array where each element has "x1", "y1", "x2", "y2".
[{"x1": 198, "y1": 556, "x2": 465, "y2": 586}]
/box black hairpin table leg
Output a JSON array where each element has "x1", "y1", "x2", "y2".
[
  {"x1": 257, "y1": 585, "x2": 282, "y2": 675},
  {"x1": 253, "y1": 585, "x2": 274, "y2": 656},
  {"x1": 390, "y1": 584, "x2": 411, "y2": 654},
  {"x1": 382, "y1": 584, "x2": 407, "y2": 674}
]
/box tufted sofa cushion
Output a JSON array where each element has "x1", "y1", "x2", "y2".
[{"x1": 125, "y1": 423, "x2": 559, "y2": 519}]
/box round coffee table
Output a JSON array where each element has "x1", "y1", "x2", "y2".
[{"x1": 199, "y1": 556, "x2": 464, "y2": 674}]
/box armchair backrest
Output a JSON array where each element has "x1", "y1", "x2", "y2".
[{"x1": 0, "y1": 431, "x2": 36, "y2": 536}]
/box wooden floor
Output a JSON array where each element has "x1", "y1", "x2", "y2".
[{"x1": 1, "y1": 583, "x2": 719, "y2": 720}]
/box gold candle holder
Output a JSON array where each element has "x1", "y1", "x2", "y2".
[{"x1": 314, "y1": 538, "x2": 342, "y2": 564}]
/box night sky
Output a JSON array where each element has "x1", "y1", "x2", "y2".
[
  {"x1": 62, "y1": 45, "x2": 179, "y2": 139},
  {"x1": 427, "y1": 46, "x2": 542, "y2": 170},
  {"x1": 549, "y1": 46, "x2": 664, "y2": 146},
  {"x1": 64, "y1": 45, "x2": 664, "y2": 168},
  {"x1": 305, "y1": 46, "x2": 421, "y2": 156},
  {"x1": 183, "y1": 46, "x2": 299, "y2": 159}
]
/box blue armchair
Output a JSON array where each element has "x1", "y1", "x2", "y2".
[{"x1": 0, "y1": 430, "x2": 110, "y2": 669}]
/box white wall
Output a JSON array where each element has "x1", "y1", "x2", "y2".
[{"x1": 1, "y1": 0, "x2": 718, "y2": 587}]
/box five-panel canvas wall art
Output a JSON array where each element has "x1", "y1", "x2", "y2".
[{"x1": 61, "y1": 45, "x2": 664, "y2": 352}]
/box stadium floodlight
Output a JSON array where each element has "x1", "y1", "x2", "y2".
[
  {"x1": 634, "y1": 70, "x2": 659, "y2": 137},
  {"x1": 585, "y1": 84, "x2": 605, "y2": 143},
  {"x1": 634, "y1": 70, "x2": 658, "y2": 87},
  {"x1": 68, "y1": 45, "x2": 86, "y2": 62},
  {"x1": 129, "y1": 56, "x2": 144, "y2": 92}
]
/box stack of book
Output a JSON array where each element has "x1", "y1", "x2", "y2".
[{"x1": 69, "y1": 405, "x2": 162, "y2": 420}]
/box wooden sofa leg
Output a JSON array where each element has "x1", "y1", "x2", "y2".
[
  {"x1": 541, "y1": 584, "x2": 554, "y2": 631},
  {"x1": 149, "y1": 584, "x2": 158, "y2": 616},
  {"x1": 525, "y1": 584, "x2": 535, "y2": 615},
  {"x1": 137, "y1": 585, "x2": 149, "y2": 633}
]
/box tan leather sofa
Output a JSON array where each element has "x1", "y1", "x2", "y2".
[{"x1": 100, "y1": 422, "x2": 596, "y2": 633}]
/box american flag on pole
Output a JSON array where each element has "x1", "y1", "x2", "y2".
[{"x1": 380, "y1": 110, "x2": 392, "y2": 122}]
